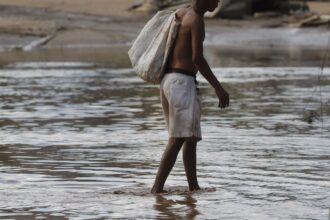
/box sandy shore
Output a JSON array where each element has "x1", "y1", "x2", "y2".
[
  {"x1": 0, "y1": 0, "x2": 136, "y2": 18},
  {"x1": 0, "y1": 0, "x2": 329, "y2": 67},
  {"x1": 0, "y1": 0, "x2": 329, "y2": 47},
  {"x1": 0, "y1": 0, "x2": 146, "y2": 45}
]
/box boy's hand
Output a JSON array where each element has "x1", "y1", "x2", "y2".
[{"x1": 216, "y1": 88, "x2": 230, "y2": 109}]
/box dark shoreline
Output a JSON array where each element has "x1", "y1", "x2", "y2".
[{"x1": 0, "y1": 45, "x2": 328, "y2": 69}]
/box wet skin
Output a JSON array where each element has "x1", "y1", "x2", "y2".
[{"x1": 151, "y1": 0, "x2": 229, "y2": 194}]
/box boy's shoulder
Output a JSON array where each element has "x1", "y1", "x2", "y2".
[{"x1": 177, "y1": 8, "x2": 204, "y2": 26}]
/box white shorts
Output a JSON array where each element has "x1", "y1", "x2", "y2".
[{"x1": 160, "y1": 73, "x2": 202, "y2": 142}]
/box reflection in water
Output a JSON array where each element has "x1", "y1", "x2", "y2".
[
  {"x1": 0, "y1": 62, "x2": 329, "y2": 219},
  {"x1": 154, "y1": 194, "x2": 200, "y2": 220}
]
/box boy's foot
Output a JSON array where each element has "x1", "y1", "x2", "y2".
[
  {"x1": 189, "y1": 185, "x2": 201, "y2": 191},
  {"x1": 150, "y1": 189, "x2": 168, "y2": 194}
]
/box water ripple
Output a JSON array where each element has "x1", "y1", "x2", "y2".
[{"x1": 0, "y1": 63, "x2": 329, "y2": 219}]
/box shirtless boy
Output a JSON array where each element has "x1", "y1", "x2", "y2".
[{"x1": 151, "y1": 0, "x2": 230, "y2": 194}]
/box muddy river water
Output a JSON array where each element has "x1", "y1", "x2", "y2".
[{"x1": 0, "y1": 58, "x2": 329, "y2": 219}]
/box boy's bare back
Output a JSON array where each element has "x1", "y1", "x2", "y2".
[{"x1": 166, "y1": 8, "x2": 205, "y2": 74}]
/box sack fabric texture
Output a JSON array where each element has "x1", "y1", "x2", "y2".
[{"x1": 128, "y1": 10, "x2": 180, "y2": 84}]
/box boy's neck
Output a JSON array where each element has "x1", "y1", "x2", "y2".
[{"x1": 191, "y1": 3, "x2": 206, "y2": 17}]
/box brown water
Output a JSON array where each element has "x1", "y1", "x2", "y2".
[{"x1": 0, "y1": 62, "x2": 329, "y2": 219}]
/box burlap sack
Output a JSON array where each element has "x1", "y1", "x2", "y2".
[{"x1": 128, "y1": 10, "x2": 180, "y2": 84}]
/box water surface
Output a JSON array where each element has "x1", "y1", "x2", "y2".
[{"x1": 0, "y1": 62, "x2": 329, "y2": 219}]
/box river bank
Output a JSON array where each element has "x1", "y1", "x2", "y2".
[{"x1": 0, "y1": 0, "x2": 329, "y2": 68}]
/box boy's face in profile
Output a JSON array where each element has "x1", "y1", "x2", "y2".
[{"x1": 207, "y1": 0, "x2": 220, "y2": 12}]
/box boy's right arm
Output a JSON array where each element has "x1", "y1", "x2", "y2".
[{"x1": 191, "y1": 17, "x2": 229, "y2": 109}]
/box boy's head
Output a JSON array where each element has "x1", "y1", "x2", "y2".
[
  {"x1": 207, "y1": 0, "x2": 220, "y2": 12},
  {"x1": 192, "y1": 0, "x2": 220, "y2": 12}
]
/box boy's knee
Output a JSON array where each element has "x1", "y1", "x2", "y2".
[
  {"x1": 169, "y1": 137, "x2": 185, "y2": 147},
  {"x1": 185, "y1": 137, "x2": 198, "y2": 145}
]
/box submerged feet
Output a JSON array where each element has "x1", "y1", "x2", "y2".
[
  {"x1": 150, "y1": 184, "x2": 165, "y2": 194},
  {"x1": 151, "y1": 138, "x2": 201, "y2": 194},
  {"x1": 151, "y1": 189, "x2": 168, "y2": 194},
  {"x1": 189, "y1": 185, "x2": 201, "y2": 192},
  {"x1": 150, "y1": 185, "x2": 201, "y2": 194}
]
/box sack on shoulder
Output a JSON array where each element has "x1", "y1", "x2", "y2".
[{"x1": 128, "y1": 10, "x2": 180, "y2": 84}]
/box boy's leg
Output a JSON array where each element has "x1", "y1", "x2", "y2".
[
  {"x1": 183, "y1": 139, "x2": 200, "y2": 191},
  {"x1": 151, "y1": 137, "x2": 185, "y2": 194}
]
